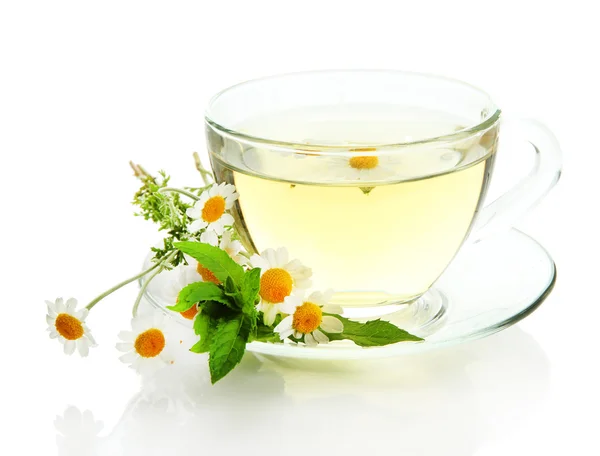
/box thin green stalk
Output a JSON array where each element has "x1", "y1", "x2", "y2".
[
  {"x1": 159, "y1": 187, "x2": 199, "y2": 201},
  {"x1": 131, "y1": 251, "x2": 177, "y2": 316},
  {"x1": 85, "y1": 262, "x2": 161, "y2": 311}
]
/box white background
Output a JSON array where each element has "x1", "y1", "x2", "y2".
[{"x1": 1, "y1": 1, "x2": 598, "y2": 455}]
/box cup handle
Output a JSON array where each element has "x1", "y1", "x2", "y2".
[{"x1": 470, "y1": 118, "x2": 563, "y2": 242}]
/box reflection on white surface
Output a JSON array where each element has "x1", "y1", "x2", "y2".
[{"x1": 55, "y1": 327, "x2": 549, "y2": 456}]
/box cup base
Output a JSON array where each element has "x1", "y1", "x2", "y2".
[{"x1": 333, "y1": 289, "x2": 448, "y2": 338}]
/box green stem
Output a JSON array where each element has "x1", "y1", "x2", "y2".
[
  {"x1": 159, "y1": 187, "x2": 199, "y2": 201},
  {"x1": 131, "y1": 251, "x2": 177, "y2": 316},
  {"x1": 85, "y1": 262, "x2": 161, "y2": 311}
]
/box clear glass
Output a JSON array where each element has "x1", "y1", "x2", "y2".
[
  {"x1": 142, "y1": 228, "x2": 556, "y2": 357},
  {"x1": 204, "y1": 70, "x2": 561, "y2": 321}
]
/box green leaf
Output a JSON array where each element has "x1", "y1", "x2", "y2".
[
  {"x1": 208, "y1": 315, "x2": 251, "y2": 384},
  {"x1": 250, "y1": 322, "x2": 282, "y2": 343},
  {"x1": 223, "y1": 276, "x2": 238, "y2": 296},
  {"x1": 190, "y1": 312, "x2": 218, "y2": 353},
  {"x1": 174, "y1": 241, "x2": 245, "y2": 285},
  {"x1": 166, "y1": 281, "x2": 228, "y2": 312},
  {"x1": 324, "y1": 315, "x2": 423, "y2": 347},
  {"x1": 200, "y1": 300, "x2": 236, "y2": 318},
  {"x1": 241, "y1": 268, "x2": 261, "y2": 314}
]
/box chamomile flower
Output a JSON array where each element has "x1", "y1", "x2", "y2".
[
  {"x1": 274, "y1": 289, "x2": 344, "y2": 346},
  {"x1": 186, "y1": 183, "x2": 238, "y2": 234},
  {"x1": 328, "y1": 148, "x2": 400, "y2": 182},
  {"x1": 250, "y1": 247, "x2": 312, "y2": 326},
  {"x1": 201, "y1": 229, "x2": 246, "y2": 265},
  {"x1": 46, "y1": 298, "x2": 97, "y2": 356},
  {"x1": 117, "y1": 311, "x2": 179, "y2": 376}
]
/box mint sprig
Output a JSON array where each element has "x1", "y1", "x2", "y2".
[
  {"x1": 174, "y1": 241, "x2": 423, "y2": 384},
  {"x1": 174, "y1": 242, "x2": 261, "y2": 383}
]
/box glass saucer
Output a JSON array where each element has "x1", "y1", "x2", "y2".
[{"x1": 143, "y1": 228, "x2": 555, "y2": 360}]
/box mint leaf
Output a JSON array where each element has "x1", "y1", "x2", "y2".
[
  {"x1": 200, "y1": 300, "x2": 236, "y2": 318},
  {"x1": 167, "y1": 281, "x2": 228, "y2": 312},
  {"x1": 250, "y1": 322, "x2": 282, "y2": 343},
  {"x1": 241, "y1": 268, "x2": 261, "y2": 314},
  {"x1": 190, "y1": 312, "x2": 217, "y2": 353},
  {"x1": 324, "y1": 315, "x2": 423, "y2": 347},
  {"x1": 174, "y1": 241, "x2": 245, "y2": 285},
  {"x1": 208, "y1": 315, "x2": 251, "y2": 384},
  {"x1": 223, "y1": 276, "x2": 238, "y2": 296},
  {"x1": 194, "y1": 311, "x2": 211, "y2": 336}
]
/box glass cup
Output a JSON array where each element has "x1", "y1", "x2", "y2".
[{"x1": 204, "y1": 70, "x2": 561, "y2": 324}]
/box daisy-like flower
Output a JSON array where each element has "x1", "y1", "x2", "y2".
[
  {"x1": 250, "y1": 247, "x2": 312, "y2": 326},
  {"x1": 200, "y1": 229, "x2": 246, "y2": 265},
  {"x1": 186, "y1": 183, "x2": 238, "y2": 234},
  {"x1": 46, "y1": 298, "x2": 97, "y2": 357},
  {"x1": 117, "y1": 311, "x2": 180, "y2": 376},
  {"x1": 328, "y1": 147, "x2": 401, "y2": 182},
  {"x1": 274, "y1": 289, "x2": 344, "y2": 346}
]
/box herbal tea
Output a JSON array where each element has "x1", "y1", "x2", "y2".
[{"x1": 208, "y1": 105, "x2": 497, "y2": 306}]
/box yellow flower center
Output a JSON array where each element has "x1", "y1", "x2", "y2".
[
  {"x1": 55, "y1": 314, "x2": 84, "y2": 340},
  {"x1": 349, "y1": 156, "x2": 379, "y2": 169},
  {"x1": 260, "y1": 268, "x2": 293, "y2": 303},
  {"x1": 180, "y1": 303, "x2": 199, "y2": 320},
  {"x1": 134, "y1": 328, "x2": 166, "y2": 358},
  {"x1": 292, "y1": 302, "x2": 323, "y2": 334},
  {"x1": 201, "y1": 196, "x2": 226, "y2": 223},
  {"x1": 197, "y1": 263, "x2": 221, "y2": 284}
]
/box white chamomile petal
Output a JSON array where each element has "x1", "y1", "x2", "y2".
[
  {"x1": 312, "y1": 329, "x2": 329, "y2": 344},
  {"x1": 200, "y1": 230, "x2": 219, "y2": 246},
  {"x1": 188, "y1": 219, "x2": 207, "y2": 233},
  {"x1": 274, "y1": 315, "x2": 293, "y2": 334},
  {"x1": 77, "y1": 339, "x2": 90, "y2": 357},
  {"x1": 250, "y1": 254, "x2": 269, "y2": 270},
  {"x1": 64, "y1": 340, "x2": 76, "y2": 355},
  {"x1": 278, "y1": 329, "x2": 294, "y2": 340},
  {"x1": 321, "y1": 316, "x2": 344, "y2": 333},
  {"x1": 186, "y1": 205, "x2": 201, "y2": 219},
  {"x1": 304, "y1": 333, "x2": 317, "y2": 346},
  {"x1": 263, "y1": 304, "x2": 278, "y2": 326},
  {"x1": 116, "y1": 342, "x2": 133, "y2": 352},
  {"x1": 119, "y1": 351, "x2": 138, "y2": 363},
  {"x1": 264, "y1": 248, "x2": 277, "y2": 267},
  {"x1": 279, "y1": 295, "x2": 302, "y2": 314},
  {"x1": 65, "y1": 298, "x2": 77, "y2": 312},
  {"x1": 55, "y1": 298, "x2": 66, "y2": 314},
  {"x1": 322, "y1": 304, "x2": 344, "y2": 314},
  {"x1": 275, "y1": 247, "x2": 289, "y2": 267}
]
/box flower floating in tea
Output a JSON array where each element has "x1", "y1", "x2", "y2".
[{"x1": 44, "y1": 153, "x2": 423, "y2": 383}]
